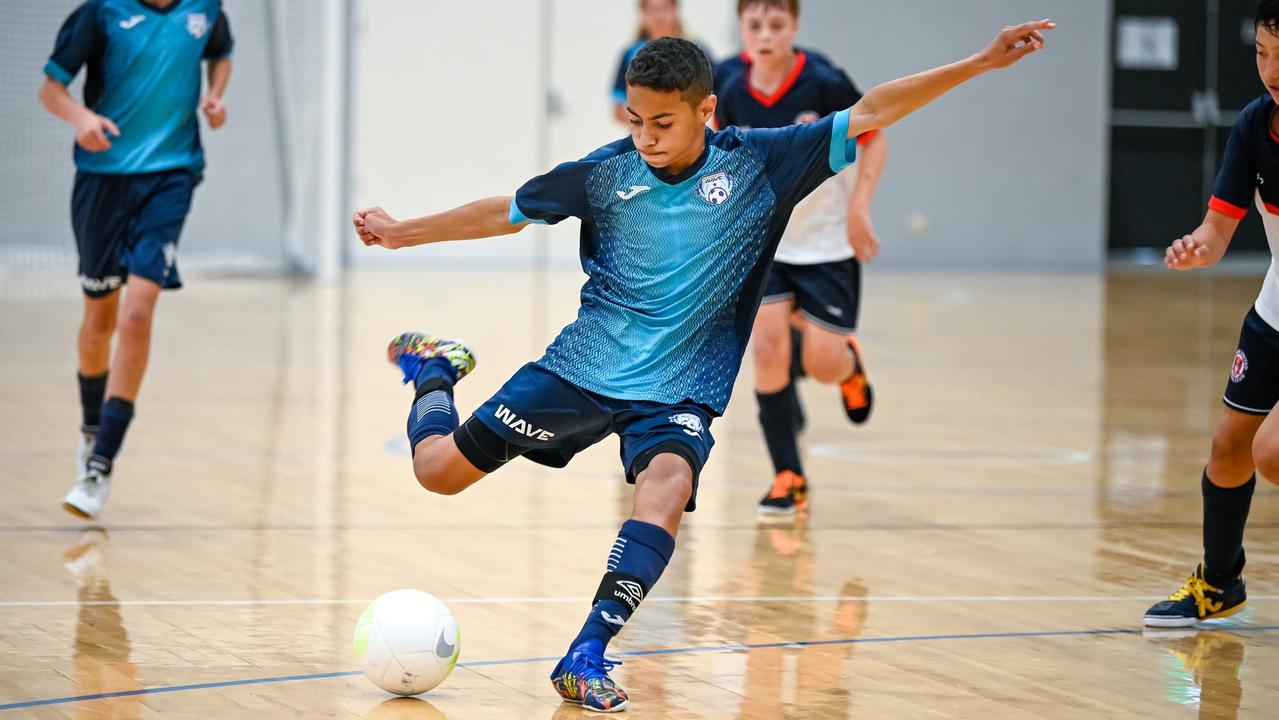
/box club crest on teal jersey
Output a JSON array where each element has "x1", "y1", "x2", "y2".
[
  {"x1": 696, "y1": 172, "x2": 734, "y2": 206},
  {"x1": 187, "y1": 13, "x2": 208, "y2": 39}
]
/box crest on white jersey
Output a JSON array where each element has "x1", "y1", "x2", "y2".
[
  {"x1": 696, "y1": 172, "x2": 733, "y2": 206},
  {"x1": 187, "y1": 13, "x2": 208, "y2": 39}
]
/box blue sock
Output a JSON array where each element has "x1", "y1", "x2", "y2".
[
  {"x1": 77, "y1": 372, "x2": 108, "y2": 430},
  {"x1": 569, "y1": 519, "x2": 676, "y2": 653},
  {"x1": 91, "y1": 397, "x2": 134, "y2": 466},
  {"x1": 407, "y1": 357, "x2": 460, "y2": 449}
]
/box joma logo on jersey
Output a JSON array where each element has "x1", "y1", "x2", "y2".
[
  {"x1": 696, "y1": 172, "x2": 734, "y2": 205},
  {"x1": 494, "y1": 404, "x2": 555, "y2": 441}
]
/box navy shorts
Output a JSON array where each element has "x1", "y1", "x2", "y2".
[
  {"x1": 460, "y1": 363, "x2": 715, "y2": 511},
  {"x1": 761, "y1": 258, "x2": 861, "y2": 333},
  {"x1": 72, "y1": 169, "x2": 199, "y2": 297},
  {"x1": 1223, "y1": 306, "x2": 1279, "y2": 415}
]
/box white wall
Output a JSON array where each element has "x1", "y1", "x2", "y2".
[
  {"x1": 352, "y1": 1, "x2": 1110, "y2": 270},
  {"x1": 800, "y1": 0, "x2": 1111, "y2": 269},
  {"x1": 351, "y1": 0, "x2": 736, "y2": 268}
]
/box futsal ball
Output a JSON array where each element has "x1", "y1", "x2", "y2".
[{"x1": 354, "y1": 589, "x2": 461, "y2": 696}]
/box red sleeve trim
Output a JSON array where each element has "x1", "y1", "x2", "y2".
[
  {"x1": 1208, "y1": 196, "x2": 1248, "y2": 219},
  {"x1": 1264, "y1": 201, "x2": 1279, "y2": 216},
  {"x1": 855, "y1": 129, "x2": 879, "y2": 145}
]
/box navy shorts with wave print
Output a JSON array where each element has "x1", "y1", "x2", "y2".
[
  {"x1": 465, "y1": 363, "x2": 715, "y2": 511},
  {"x1": 72, "y1": 169, "x2": 198, "y2": 297},
  {"x1": 1223, "y1": 306, "x2": 1279, "y2": 416}
]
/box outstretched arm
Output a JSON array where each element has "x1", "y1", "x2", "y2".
[
  {"x1": 847, "y1": 19, "x2": 1055, "y2": 138},
  {"x1": 1165, "y1": 210, "x2": 1242, "y2": 271},
  {"x1": 354, "y1": 196, "x2": 528, "y2": 250}
]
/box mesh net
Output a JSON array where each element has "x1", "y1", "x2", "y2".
[{"x1": 0, "y1": 0, "x2": 337, "y2": 276}]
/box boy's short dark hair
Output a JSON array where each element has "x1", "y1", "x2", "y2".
[
  {"x1": 1259, "y1": 0, "x2": 1279, "y2": 34},
  {"x1": 625, "y1": 37, "x2": 714, "y2": 104},
  {"x1": 737, "y1": 0, "x2": 799, "y2": 17}
]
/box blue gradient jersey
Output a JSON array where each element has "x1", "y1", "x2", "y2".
[
  {"x1": 510, "y1": 110, "x2": 856, "y2": 413},
  {"x1": 44, "y1": 0, "x2": 233, "y2": 175}
]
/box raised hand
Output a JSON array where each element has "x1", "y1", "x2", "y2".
[
  {"x1": 976, "y1": 19, "x2": 1056, "y2": 70},
  {"x1": 354, "y1": 207, "x2": 401, "y2": 249}
]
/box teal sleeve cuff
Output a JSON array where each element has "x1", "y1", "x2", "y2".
[
  {"x1": 508, "y1": 198, "x2": 547, "y2": 226},
  {"x1": 828, "y1": 108, "x2": 857, "y2": 172},
  {"x1": 43, "y1": 59, "x2": 73, "y2": 85}
]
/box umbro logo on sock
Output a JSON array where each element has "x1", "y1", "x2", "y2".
[{"x1": 613, "y1": 580, "x2": 645, "y2": 610}]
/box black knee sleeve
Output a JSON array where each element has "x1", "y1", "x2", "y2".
[{"x1": 453, "y1": 416, "x2": 531, "y2": 473}]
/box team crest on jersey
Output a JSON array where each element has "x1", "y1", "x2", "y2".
[
  {"x1": 1231, "y1": 350, "x2": 1248, "y2": 383},
  {"x1": 187, "y1": 13, "x2": 208, "y2": 39},
  {"x1": 696, "y1": 172, "x2": 733, "y2": 206},
  {"x1": 794, "y1": 111, "x2": 820, "y2": 124},
  {"x1": 668, "y1": 412, "x2": 704, "y2": 437}
]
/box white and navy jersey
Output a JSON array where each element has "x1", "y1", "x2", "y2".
[
  {"x1": 510, "y1": 111, "x2": 858, "y2": 413},
  {"x1": 1210, "y1": 94, "x2": 1279, "y2": 330},
  {"x1": 45, "y1": 0, "x2": 233, "y2": 175},
  {"x1": 714, "y1": 48, "x2": 872, "y2": 265}
]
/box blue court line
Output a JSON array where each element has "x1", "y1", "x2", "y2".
[{"x1": 4, "y1": 624, "x2": 1279, "y2": 712}]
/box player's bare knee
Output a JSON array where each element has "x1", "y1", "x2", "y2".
[
  {"x1": 803, "y1": 354, "x2": 845, "y2": 384},
  {"x1": 411, "y1": 442, "x2": 466, "y2": 495},
  {"x1": 643, "y1": 456, "x2": 694, "y2": 507},
  {"x1": 118, "y1": 304, "x2": 155, "y2": 334},
  {"x1": 1250, "y1": 438, "x2": 1279, "y2": 483},
  {"x1": 1210, "y1": 426, "x2": 1253, "y2": 469}
]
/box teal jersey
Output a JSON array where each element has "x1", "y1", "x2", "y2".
[
  {"x1": 44, "y1": 0, "x2": 233, "y2": 175},
  {"x1": 510, "y1": 110, "x2": 856, "y2": 413}
]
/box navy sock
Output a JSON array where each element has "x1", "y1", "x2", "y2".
[
  {"x1": 77, "y1": 372, "x2": 108, "y2": 429},
  {"x1": 569, "y1": 519, "x2": 676, "y2": 652},
  {"x1": 91, "y1": 397, "x2": 135, "y2": 465},
  {"x1": 757, "y1": 385, "x2": 803, "y2": 476},
  {"x1": 407, "y1": 357, "x2": 460, "y2": 449},
  {"x1": 1202, "y1": 471, "x2": 1255, "y2": 586}
]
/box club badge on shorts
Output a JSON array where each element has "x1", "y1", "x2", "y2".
[
  {"x1": 668, "y1": 412, "x2": 704, "y2": 437},
  {"x1": 1231, "y1": 349, "x2": 1248, "y2": 383},
  {"x1": 696, "y1": 172, "x2": 733, "y2": 206}
]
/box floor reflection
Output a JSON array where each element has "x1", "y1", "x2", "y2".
[
  {"x1": 364, "y1": 696, "x2": 451, "y2": 719},
  {"x1": 64, "y1": 527, "x2": 140, "y2": 718},
  {"x1": 1146, "y1": 630, "x2": 1246, "y2": 719},
  {"x1": 735, "y1": 520, "x2": 868, "y2": 720}
]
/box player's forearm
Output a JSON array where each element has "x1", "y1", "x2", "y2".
[
  {"x1": 1191, "y1": 217, "x2": 1234, "y2": 266},
  {"x1": 850, "y1": 131, "x2": 887, "y2": 214},
  {"x1": 205, "y1": 58, "x2": 232, "y2": 98},
  {"x1": 849, "y1": 56, "x2": 986, "y2": 137},
  {"x1": 393, "y1": 196, "x2": 523, "y2": 247},
  {"x1": 38, "y1": 77, "x2": 93, "y2": 127}
]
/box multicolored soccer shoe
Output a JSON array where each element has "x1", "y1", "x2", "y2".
[
  {"x1": 840, "y1": 336, "x2": 873, "y2": 425},
  {"x1": 386, "y1": 332, "x2": 476, "y2": 385},
  {"x1": 1144, "y1": 564, "x2": 1247, "y2": 627},
  {"x1": 758, "y1": 470, "x2": 808, "y2": 517},
  {"x1": 550, "y1": 641, "x2": 629, "y2": 713}
]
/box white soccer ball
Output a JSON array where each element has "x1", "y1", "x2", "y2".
[{"x1": 354, "y1": 589, "x2": 461, "y2": 696}]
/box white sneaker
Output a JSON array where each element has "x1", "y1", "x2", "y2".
[
  {"x1": 63, "y1": 457, "x2": 112, "y2": 519},
  {"x1": 76, "y1": 428, "x2": 97, "y2": 482}
]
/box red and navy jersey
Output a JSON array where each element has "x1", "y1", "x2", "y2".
[
  {"x1": 1210, "y1": 94, "x2": 1279, "y2": 219},
  {"x1": 713, "y1": 47, "x2": 863, "y2": 132}
]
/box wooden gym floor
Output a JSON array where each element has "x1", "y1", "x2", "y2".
[{"x1": 0, "y1": 267, "x2": 1276, "y2": 718}]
